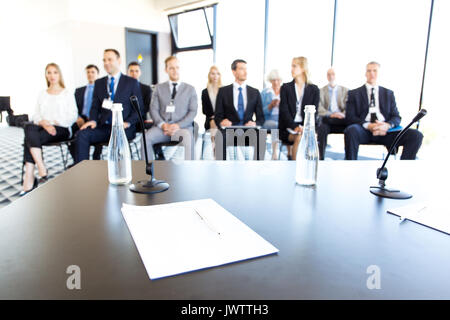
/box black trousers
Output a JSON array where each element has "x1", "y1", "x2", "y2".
[
  {"x1": 344, "y1": 123, "x2": 423, "y2": 160},
  {"x1": 317, "y1": 116, "x2": 347, "y2": 160},
  {"x1": 23, "y1": 124, "x2": 70, "y2": 164}
]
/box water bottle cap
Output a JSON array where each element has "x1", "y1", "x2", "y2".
[
  {"x1": 112, "y1": 103, "x2": 123, "y2": 111},
  {"x1": 305, "y1": 105, "x2": 316, "y2": 113}
]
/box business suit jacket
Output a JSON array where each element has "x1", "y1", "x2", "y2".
[
  {"x1": 89, "y1": 74, "x2": 143, "y2": 127},
  {"x1": 318, "y1": 85, "x2": 348, "y2": 117},
  {"x1": 345, "y1": 85, "x2": 401, "y2": 128},
  {"x1": 278, "y1": 80, "x2": 320, "y2": 142},
  {"x1": 150, "y1": 81, "x2": 198, "y2": 129},
  {"x1": 140, "y1": 83, "x2": 152, "y2": 118},
  {"x1": 202, "y1": 88, "x2": 215, "y2": 130},
  {"x1": 214, "y1": 84, "x2": 264, "y2": 127},
  {"x1": 74, "y1": 86, "x2": 87, "y2": 120}
]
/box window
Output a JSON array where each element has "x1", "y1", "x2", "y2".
[
  {"x1": 168, "y1": 6, "x2": 214, "y2": 52},
  {"x1": 215, "y1": 0, "x2": 266, "y2": 88},
  {"x1": 420, "y1": 0, "x2": 450, "y2": 159},
  {"x1": 333, "y1": 0, "x2": 430, "y2": 125},
  {"x1": 266, "y1": 0, "x2": 335, "y2": 87},
  {"x1": 175, "y1": 49, "x2": 215, "y2": 131}
]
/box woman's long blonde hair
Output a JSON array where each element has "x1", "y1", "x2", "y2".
[
  {"x1": 207, "y1": 65, "x2": 222, "y2": 92},
  {"x1": 292, "y1": 56, "x2": 311, "y2": 84},
  {"x1": 45, "y1": 63, "x2": 66, "y2": 88}
]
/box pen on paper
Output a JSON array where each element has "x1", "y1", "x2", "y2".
[
  {"x1": 194, "y1": 208, "x2": 221, "y2": 236},
  {"x1": 399, "y1": 205, "x2": 427, "y2": 224}
]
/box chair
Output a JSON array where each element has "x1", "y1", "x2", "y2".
[
  {"x1": 362, "y1": 141, "x2": 399, "y2": 160},
  {"x1": 20, "y1": 138, "x2": 75, "y2": 184},
  {"x1": 278, "y1": 140, "x2": 294, "y2": 160},
  {"x1": 92, "y1": 134, "x2": 141, "y2": 160},
  {"x1": 152, "y1": 122, "x2": 199, "y2": 160},
  {"x1": 323, "y1": 132, "x2": 399, "y2": 160}
]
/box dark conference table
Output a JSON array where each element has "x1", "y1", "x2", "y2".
[{"x1": 0, "y1": 160, "x2": 449, "y2": 299}]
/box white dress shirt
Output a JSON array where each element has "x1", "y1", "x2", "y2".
[
  {"x1": 32, "y1": 89, "x2": 78, "y2": 129},
  {"x1": 294, "y1": 83, "x2": 305, "y2": 123},
  {"x1": 363, "y1": 83, "x2": 385, "y2": 130},
  {"x1": 233, "y1": 82, "x2": 247, "y2": 111}
]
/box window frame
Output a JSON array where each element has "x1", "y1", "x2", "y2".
[{"x1": 168, "y1": 5, "x2": 216, "y2": 53}]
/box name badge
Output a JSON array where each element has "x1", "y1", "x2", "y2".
[
  {"x1": 166, "y1": 105, "x2": 175, "y2": 113},
  {"x1": 102, "y1": 99, "x2": 113, "y2": 110}
]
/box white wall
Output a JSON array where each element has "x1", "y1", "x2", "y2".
[{"x1": 0, "y1": 0, "x2": 172, "y2": 115}]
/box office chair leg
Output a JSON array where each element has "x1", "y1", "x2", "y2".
[
  {"x1": 59, "y1": 145, "x2": 67, "y2": 170},
  {"x1": 200, "y1": 133, "x2": 206, "y2": 160},
  {"x1": 21, "y1": 161, "x2": 25, "y2": 185},
  {"x1": 66, "y1": 143, "x2": 73, "y2": 166},
  {"x1": 134, "y1": 142, "x2": 140, "y2": 160},
  {"x1": 128, "y1": 144, "x2": 133, "y2": 160}
]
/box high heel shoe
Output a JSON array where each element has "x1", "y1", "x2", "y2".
[
  {"x1": 19, "y1": 177, "x2": 38, "y2": 197},
  {"x1": 38, "y1": 175, "x2": 48, "y2": 184}
]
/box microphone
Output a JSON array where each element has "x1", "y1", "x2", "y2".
[
  {"x1": 370, "y1": 109, "x2": 427, "y2": 199},
  {"x1": 128, "y1": 95, "x2": 169, "y2": 194}
]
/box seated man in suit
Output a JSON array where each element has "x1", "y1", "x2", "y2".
[
  {"x1": 214, "y1": 59, "x2": 264, "y2": 160},
  {"x1": 127, "y1": 61, "x2": 152, "y2": 120},
  {"x1": 69, "y1": 64, "x2": 99, "y2": 161},
  {"x1": 317, "y1": 68, "x2": 348, "y2": 160},
  {"x1": 344, "y1": 61, "x2": 423, "y2": 160},
  {"x1": 142, "y1": 56, "x2": 198, "y2": 161},
  {"x1": 75, "y1": 49, "x2": 144, "y2": 163}
]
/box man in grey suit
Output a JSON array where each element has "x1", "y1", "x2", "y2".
[
  {"x1": 317, "y1": 68, "x2": 349, "y2": 160},
  {"x1": 143, "y1": 56, "x2": 198, "y2": 160}
]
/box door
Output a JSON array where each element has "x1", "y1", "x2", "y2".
[{"x1": 125, "y1": 29, "x2": 158, "y2": 85}]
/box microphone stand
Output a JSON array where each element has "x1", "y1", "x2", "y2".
[
  {"x1": 369, "y1": 109, "x2": 427, "y2": 199},
  {"x1": 129, "y1": 96, "x2": 169, "y2": 194}
]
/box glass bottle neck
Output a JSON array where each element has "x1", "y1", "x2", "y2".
[
  {"x1": 303, "y1": 111, "x2": 315, "y2": 131},
  {"x1": 112, "y1": 109, "x2": 123, "y2": 127}
]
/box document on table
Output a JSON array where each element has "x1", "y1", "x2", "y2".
[
  {"x1": 121, "y1": 199, "x2": 279, "y2": 280},
  {"x1": 387, "y1": 202, "x2": 450, "y2": 235}
]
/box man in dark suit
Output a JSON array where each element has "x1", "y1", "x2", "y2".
[
  {"x1": 214, "y1": 59, "x2": 264, "y2": 160},
  {"x1": 344, "y1": 61, "x2": 423, "y2": 160},
  {"x1": 215, "y1": 59, "x2": 264, "y2": 128},
  {"x1": 69, "y1": 64, "x2": 99, "y2": 161},
  {"x1": 74, "y1": 49, "x2": 144, "y2": 163},
  {"x1": 127, "y1": 61, "x2": 152, "y2": 120}
]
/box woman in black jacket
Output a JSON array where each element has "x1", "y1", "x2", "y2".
[
  {"x1": 278, "y1": 56, "x2": 320, "y2": 160},
  {"x1": 201, "y1": 66, "x2": 222, "y2": 156}
]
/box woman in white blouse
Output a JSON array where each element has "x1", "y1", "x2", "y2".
[{"x1": 21, "y1": 63, "x2": 78, "y2": 196}]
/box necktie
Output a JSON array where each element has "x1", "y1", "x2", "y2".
[
  {"x1": 370, "y1": 87, "x2": 378, "y2": 123},
  {"x1": 109, "y1": 77, "x2": 115, "y2": 100},
  {"x1": 106, "y1": 77, "x2": 115, "y2": 124},
  {"x1": 237, "y1": 87, "x2": 244, "y2": 125},
  {"x1": 171, "y1": 83, "x2": 178, "y2": 100},
  {"x1": 82, "y1": 85, "x2": 94, "y2": 118},
  {"x1": 370, "y1": 87, "x2": 375, "y2": 107}
]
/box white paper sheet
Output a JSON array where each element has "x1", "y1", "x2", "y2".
[
  {"x1": 387, "y1": 202, "x2": 450, "y2": 235},
  {"x1": 121, "y1": 199, "x2": 279, "y2": 280}
]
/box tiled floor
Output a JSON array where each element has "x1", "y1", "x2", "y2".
[{"x1": 0, "y1": 126, "x2": 142, "y2": 209}]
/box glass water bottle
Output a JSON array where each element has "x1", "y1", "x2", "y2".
[
  {"x1": 107, "y1": 103, "x2": 132, "y2": 185},
  {"x1": 295, "y1": 105, "x2": 319, "y2": 186}
]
